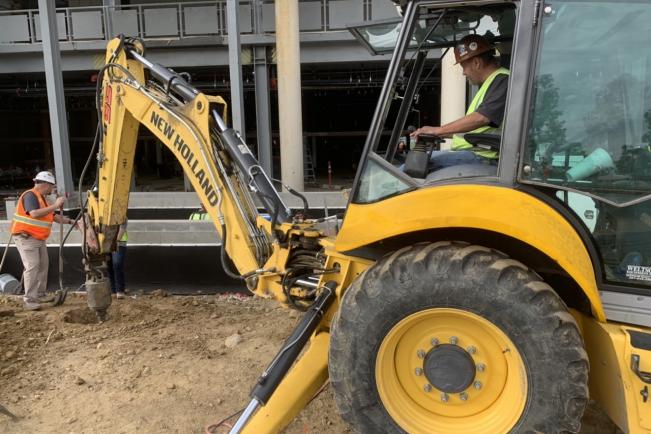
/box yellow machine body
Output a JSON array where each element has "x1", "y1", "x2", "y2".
[
  {"x1": 86, "y1": 38, "x2": 326, "y2": 306},
  {"x1": 86, "y1": 29, "x2": 651, "y2": 433},
  {"x1": 241, "y1": 186, "x2": 650, "y2": 433},
  {"x1": 337, "y1": 185, "x2": 606, "y2": 320}
]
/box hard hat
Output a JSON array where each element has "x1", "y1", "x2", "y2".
[
  {"x1": 454, "y1": 34, "x2": 494, "y2": 64},
  {"x1": 33, "y1": 171, "x2": 56, "y2": 185}
]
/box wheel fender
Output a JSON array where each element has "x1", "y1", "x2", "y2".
[{"x1": 337, "y1": 185, "x2": 605, "y2": 321}]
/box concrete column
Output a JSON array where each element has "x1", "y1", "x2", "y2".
[
  {"x1": 38, "y1": 0, "x2": 74, "y2": 194},
  {"x1": 227, "y1": 0, "x2": 246, "y2": 135},
  {"x1": 275, "y1": 0, "x2": 304, "y2": 191},
  {"x1": 440, "y1": 49, "x2": 467, "y2": 150},
  {"x1": 252, "y1": 0, "x2": 263, "y2": 34},
  {"x1": 253, "y1": 46, "x2": 272, "y2": 176},
  {"x1": 103, "y1": 0, "x2": 120, "y2": 39}
]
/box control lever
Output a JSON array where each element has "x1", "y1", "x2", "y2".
[
  {"x1": 403, "y1": 134, "x2": 442, "y2": 178},
  {"x1": 406, "y1": 125, "x2": 417, "y2": 150}
]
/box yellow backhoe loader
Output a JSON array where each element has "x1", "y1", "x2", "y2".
[{"x1": 78, "y1": 0, "x2": 651, "y2": 432}]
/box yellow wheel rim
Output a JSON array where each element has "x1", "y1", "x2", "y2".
[{"x1": 376, "y1": 308, "x2": 528, "y2": 433}]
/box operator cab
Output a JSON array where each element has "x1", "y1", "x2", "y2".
[
  {"x1": 350, "y1": 0, "x2": 651, "y2": 299},
  {"x1": 348, "y1": 1, "x2": 516, "y2": 195}
]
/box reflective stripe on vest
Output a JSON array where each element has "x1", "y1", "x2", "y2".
[
  {"x1": 11, "y1": 189, "x2": 54, "y2": 240},
  {"x1": 13, "y1": 214, "x2": 53, "y2": 228},
  {"x1": 452, "y1": 67, "x2": 510, "y2": 159}
]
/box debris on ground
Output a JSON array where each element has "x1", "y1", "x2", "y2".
[{"x1": 0, "y1": 292, "x2": 621, "y2": 433}]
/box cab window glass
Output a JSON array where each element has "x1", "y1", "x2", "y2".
[
  {"x1": 354, "y1": 156, "x2": 413, "y2": 203},
  {"x1": 556, "y1": 190, "x2": 651, "y2": 287},
  {"x1": 525, "y1": 2, "x2": 651, "y2": 289},
  {"x1": 523, "y1": 1, "x2": 651, "y2": 203}
]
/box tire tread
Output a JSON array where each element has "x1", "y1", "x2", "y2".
[{"x1": 330, "y1": 243, "x2": 589, "y2": 434}]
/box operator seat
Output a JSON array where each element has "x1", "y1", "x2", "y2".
[{"x1": 425, "y1": 132, "x2": 501, "y2": 183}]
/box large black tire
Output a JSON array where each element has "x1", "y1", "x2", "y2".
[{"x1": 329, "y1": 242, "x2": 589, "y2": 434}]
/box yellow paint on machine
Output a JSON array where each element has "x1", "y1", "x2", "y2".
[
  {"x1": 241, "y1": 332, "x2": 330, "y2": 434},
  {"x1": 573, "y1": 311, "x2": 651, "y2": 434},
  {"x1": 90, "y1": 38, "x2": 260, "y2": 276},
  {"x1": 336, "y1": 185, "x2": 605, "y2": 321},
  {"x1": 376, "y1": 308, "x2": 527, "y2": 433}
]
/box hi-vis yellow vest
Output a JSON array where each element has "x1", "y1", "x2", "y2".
[
  {"x1": 189, "y1": 211, "x2": 209, "y2": 221},
  {"x1": 452, "y1": 67, "x2": 510, "y2": 159},
  {"x1": 11, "y1": 189, "x2": 54, "y2": 240}
]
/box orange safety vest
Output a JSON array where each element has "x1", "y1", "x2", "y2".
[{"x1": 11, "y1": 188, "x2": 54, "y2": 240}]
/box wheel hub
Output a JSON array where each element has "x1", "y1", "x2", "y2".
[
  {"x1": 423, "y1": 343, "x2": 476, "y2": 393},
  {"x1": 375, "y1": 308, "x2": 528, "y2": 433}
]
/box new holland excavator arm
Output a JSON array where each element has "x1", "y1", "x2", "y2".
[
  {"x1": 83, "y1": 37, "x2": 371, "y2": 433},
  {"x1": 82, "y1": 37, "x2": 330, "y2": 319}
]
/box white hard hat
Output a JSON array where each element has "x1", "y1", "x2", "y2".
[{"x1": 33, "y1": 171, "x2": 56, "y2": 185}]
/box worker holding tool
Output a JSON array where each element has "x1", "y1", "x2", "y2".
[{"x1": 11, "y1": 171, "x2": 78, "y2": 311}]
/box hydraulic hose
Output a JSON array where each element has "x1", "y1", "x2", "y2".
[
  {"x1": 76, "y1": 123, "x2": 100, "y2": 259},
  {"x1": 272, "y1": 178, "x2": 309, "y2": 219},
  {"x1": 54, "y1": 37, "x2": 137, "y2": 304},
  {"x1": 56, "y1": 121, "x2": 99, "y2": 293},
  {"x1": 220, "y1": 224, "x2": 244, "y2": 281},
  {"x1": 54, "y1": 107, "x2": 101, "y2": 304}
]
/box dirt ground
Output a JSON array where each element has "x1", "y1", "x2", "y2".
[{"x1": 0, "y1": 292, "x2": 622, "y2": 434}]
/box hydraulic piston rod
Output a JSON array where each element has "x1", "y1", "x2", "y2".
[
  {"x1": 126, "y1": 45, "x2": 290, "y2": 224},
  {"x1": 229, "y1": 281, "x2": 337, "y2": 433}
]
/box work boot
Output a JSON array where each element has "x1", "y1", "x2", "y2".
[
  {"x1": 36, "y1": 294, "x2": 55, "y2": 303},
  {"x1": 23, "y1": 302, "x2": 41, "y2": 311},
  {"x1": 116, "y1": 291, "x2": 126, "y2": 299}
]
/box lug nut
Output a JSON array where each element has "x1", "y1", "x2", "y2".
[
  {"x1": 431, "y1": 337, "x2": 439, "y2": 347},
  {"x1": 474, "y1": 381, "x2": 482, "y2": 390},
  {"x1": 417, "y1": 349, "x2": 426, "y2": 359},
  {"x1": 460, "y1": 392, "x2": 468, "y2": 401},
  {"x1": 467, "y1": 345, "x2": 477, "y2": 355},
  {"x1": 440, "y1": 392, "x2": 449, "y2": 402},
  {"x1": 423, "y1": 384, "x2": 432, "y2": 392},
  {"x1": 449, "y1": 336, "x2": 458, "y2": 345},
  {"x1": 476, "y1": 363, "x2": 486, "y2": 372},
  {"x1": 415, "y1": 367, "x2": 423, "y2": 376}
]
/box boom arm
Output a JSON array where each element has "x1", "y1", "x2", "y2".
[{"x1": 82, "y1": 37, "x2": 301, "y2": 319}]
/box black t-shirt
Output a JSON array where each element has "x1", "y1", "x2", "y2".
[
  {"x1": 22, "y1": 191, "x2": 42, "y2": 216},
  {"x1": 475, "y1": 74, "x2": 509, "y2": 128}
]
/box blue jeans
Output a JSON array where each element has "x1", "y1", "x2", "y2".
[
  {"x1": 428, "y1": 150, "x2": 492, "y2": 172},
  {"x1": 107, "y1": 245, "x2": 127, "y2": 293}
]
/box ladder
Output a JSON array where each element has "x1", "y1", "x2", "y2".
[{"x1": 304, "y1": 146, "x2": 317, "y2": 185}]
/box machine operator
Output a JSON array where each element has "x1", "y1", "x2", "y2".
[{"x1": 411, "y1": 34, "x2": 510, "y2": 171}]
